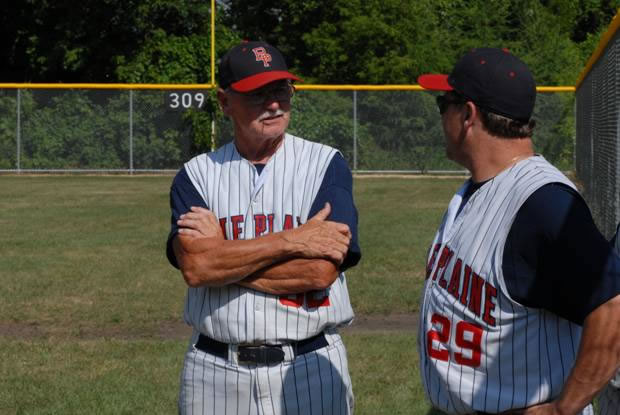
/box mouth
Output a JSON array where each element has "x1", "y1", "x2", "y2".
[{"x1": 260, "y1": 114, "x2": 283, "y2": 122}]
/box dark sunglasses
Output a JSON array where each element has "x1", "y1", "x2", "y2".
[
  {"x1": 231, "y1": 82, "x2": 294, "y2": 106},
  {"x1": 436, "y1": 93, "x2": 467, "y2": 115}
]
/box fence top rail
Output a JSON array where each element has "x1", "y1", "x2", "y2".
[{"x1": 0, "y1": 83, "x2": 575, "y2": 92}]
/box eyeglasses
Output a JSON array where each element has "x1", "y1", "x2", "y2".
[
  {"x1": 230, "y1": 82, "x2": 294, "y2": 106},
  {"x1": 436, "y1": 93, "x2": 467, "y2": 115}
]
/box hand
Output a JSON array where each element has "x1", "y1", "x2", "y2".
[
  {"x1": 177, "y1": 206, "x2": 225, "y2": 239},
  {"x1": 283, "y1": 203, "x2": 351, "y2": 264}
]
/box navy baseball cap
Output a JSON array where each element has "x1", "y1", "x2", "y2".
[
  {"x1": 218, "y1": 41, "x2": 301, "y2": 92},
  {"x1": 417, "y1": 48, "x2": 536, "y2": 122}
]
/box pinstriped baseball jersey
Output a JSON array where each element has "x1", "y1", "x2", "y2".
[
  {"x1": 182, "y1": 133, "x2": 354, "y2": 344},
  {"x1": 419, "y1": 156, "x2": 588, "y2": 414}
]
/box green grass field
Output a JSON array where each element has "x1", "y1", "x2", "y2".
[{"x1": 0, "y1": 175, "x2": 464, "y2": 414}]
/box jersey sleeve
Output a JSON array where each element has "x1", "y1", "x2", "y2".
[
  {"x1": 503, "y1": 183, "x2": 620, "y2": 324},
  {"x1": 166, "y1": 167, "x2": 209, "y2": 269},
  {"x1": 307, "y1": 153, "x2": 361, "y2": 271}
]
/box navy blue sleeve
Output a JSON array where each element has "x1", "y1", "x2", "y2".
[
  {"x1": 307, "y1": 153, "x2": 361, "y2": 271},
  {"x1": 611, "y1": 223, "x2": 620, "y2": 247},
  {"x1": 503, "y1": 183, "x2": 620, "y2": 324},
  {"x1": 166, "y1": 167, "x2": 209, "y2": 269}
]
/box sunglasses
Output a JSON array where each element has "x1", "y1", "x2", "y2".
[
  {"x1": 231, "y1": 82, "x2": 294, "y2": 106},
  {"x1": 436, "y1": 93, "x2": 467, "y2": 115}
]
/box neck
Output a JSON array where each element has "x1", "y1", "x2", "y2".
[{"x1": 468, "y1": 137, "x2": 534, "y2": 183}]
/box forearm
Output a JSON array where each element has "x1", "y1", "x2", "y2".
[
  {"x1": 237, "y1": 259, "x2": 340, "y2": 295},
  {"x1": 173, "y1": 202, "x2": 351, "y2": 288},
  {"x1": 174, "y1": 232, "x2": 294, "y2": 287},
  {"x1": 553, "y1": 295, "x2": 620, "y2": 414}
]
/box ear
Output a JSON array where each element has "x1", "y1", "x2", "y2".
[
  {"x1": 463, "y1": 101, "x2": 477, "y2": 127},
  {"x1": 217, "y1": 88, "x2": 231, "y2": 115}
]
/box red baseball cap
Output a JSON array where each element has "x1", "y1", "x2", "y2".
[
  {"x1": 218, "y1": 41, "x2": 302, "y2": 92},
  {"x1": 418, "y1": 48, "x2": 536, "y2": 122}
]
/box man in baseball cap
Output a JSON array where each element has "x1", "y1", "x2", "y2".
[
  {"x1": 166, "y1": 40, "x2": 361, "y2": 414},
  {"x1": 417, "y1": 47, "x2": 619, "y2": 415}
]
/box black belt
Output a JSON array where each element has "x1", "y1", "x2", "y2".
[{"x1": 194, "y1": 332, "x2": 329, "y2": 365}]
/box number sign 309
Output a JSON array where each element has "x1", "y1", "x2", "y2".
[{"x1": 166, "y1": 91, "x2": 207, "y2": 111}]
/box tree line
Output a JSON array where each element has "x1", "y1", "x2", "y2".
[{"x1": 1, "y1": 0, "x2": 617, "y2": 170}]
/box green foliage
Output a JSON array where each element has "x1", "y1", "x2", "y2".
[
  {"x1": 0, "y1": 91, "x2": 19, "y2": 169},
  {"x1": 8, "y1": 90, "x2": 195, "y2": 170},
  {"x1": 532, "y1": 93, "x2": 576, "y2": 170},
  {"x1": 115, "y1": 31, "x2": 211, "y2": 84},
  {"x1": 2, "y1": 0, "x2": 618, "y2": 170},
  {"x1": 1, "y1": 0, "x2": 221, "y2": 82},
  {"x1": 288, "y1": 90, "x2": 356, "y2": 160}
]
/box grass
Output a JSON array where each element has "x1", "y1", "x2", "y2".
[
  {"x1": 0, "y1": 339, "x2": 183, "y2": 414},
  {"x1": 0, "y1": 175, "x2": 464, "y2": 414}
]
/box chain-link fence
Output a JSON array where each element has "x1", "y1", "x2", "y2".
[
  {"x1": 576, "y1": 27, "x2": 620, "y2": 238},
  {"x1": 1, "y1": 87, "x2": 574, "y2": 174}
]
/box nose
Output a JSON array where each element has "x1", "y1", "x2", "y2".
[{"x1": 264, "y1": 97, "x2": 281, "y2": 110}]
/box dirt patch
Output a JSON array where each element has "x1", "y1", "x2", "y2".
[{"x1": 0, "y1": 313, "x2": 419, "y2": 341}]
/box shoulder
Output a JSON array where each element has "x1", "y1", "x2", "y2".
[
  {"x1": 184, "y1": 143, "x2": 238, "y2": 179},
  {"x1": 520, "y1": 182, "x2": 585, "y2": 222},
  {"x1": 284, "y1": 133, "x2": 339, "y2": 159}
]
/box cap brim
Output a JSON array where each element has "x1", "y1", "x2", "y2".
[
  {"x1": 417, "y1": 74, "x2": 453, "y2": 91},
  {"x1": 230, "y1": 71, "x2": 302, "y2": 92}
]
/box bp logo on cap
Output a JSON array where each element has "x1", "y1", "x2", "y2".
[
  {"x1": 252, "y1": 47, "x2": 272, "y2": 67},
  {"x1": 218, "y1": 41, "x2": 301, "y2": 92}
]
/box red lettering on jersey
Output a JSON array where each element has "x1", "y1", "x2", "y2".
[
  {"x1": 427, "y1": 313, "x2": 450, "y2": 361},
  {"x1": 283, "y1": 214, "x2": 294, "y2": 230},
  {"x1": 307, "y1": 291, "x2": 330, "y2": 307},
  {"x1": 267, "y1": 214, "x2": 274, "y2": 233},
  {"x1": 432, "y1": 246, "x2": 452, "y2": 281},
  {"x1": 454, "y1": 321, "x2": 482, "y2": 367},
  {"x1": 483, "y1": 282, "x2": 498, "y2": 326},
  {"x1": 279, "y1": 292, "x2": 330, "y2": 308},
  {"x1": 468, "y1": 273, "x2": 484, "y2": 317},
  {"x1": 438, "y1": 249, "x2": 454, "y2": 288},
  {"x1": 230, "y1": 215, "x2": 244, "y2": 240},
  {"x1": 218, "y1": 218, "x2": 228, "y2": 240},
  {"x1": 279, "y1": 293, "x2": 304, "y2": 308},
  {"x1": 426, "y1": 243, "x2": 441, "y2": 279},
  {"x1": 447, "y1": 258, "x2": 462, "y2": 299},
  {"x1": 460, "y1": 265, "x2": 472, "y2": 306},
  {"x1": 254, "y1": 214, "x2": 266, "y2": 236}
]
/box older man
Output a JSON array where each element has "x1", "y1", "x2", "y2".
[
  {"x1": 166, "y1": 41, "x2": 361, "y2": 415},
  {"x1": 417, "y1": 47, "x2": 620, "y2": 415}
]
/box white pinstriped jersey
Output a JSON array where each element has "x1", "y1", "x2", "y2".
[
  {"x1": 419, "y1": 156, "x2": 587, "y2": 414},
  {"x1": 182, "y1": 133, "x2": 354, "y2": 344}
]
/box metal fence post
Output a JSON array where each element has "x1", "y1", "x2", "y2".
[
  {"x1": 353, "y1": 90, "x2": 358, "y2": 171},
  {"x1": 16, "y1": 89, "x2": 21, "y2": 173},
  {"x1": 129, "y1": 89, "x2": 134, "y2": 175}
]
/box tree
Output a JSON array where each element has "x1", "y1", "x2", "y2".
[{"x1": 1, "y1": 0, "x2": 224, "y2": 83}]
